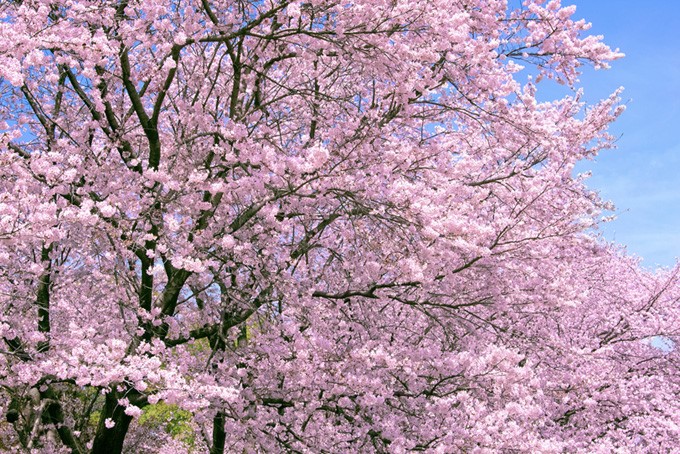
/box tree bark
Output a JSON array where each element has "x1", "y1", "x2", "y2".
[
  {"x1": 90, "y1": 391, "x2": 134, "y2": 454},
  {"x1": 210, "y1": 411, "x2": 226, "y2": 454}
]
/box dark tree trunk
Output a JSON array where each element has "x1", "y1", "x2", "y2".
[
  {"x1": 90, "y1": 392, "x2": 134, "y2": 454},
  {"x1": 210, "y1": 411, "x2": 226, "y2": 454}
]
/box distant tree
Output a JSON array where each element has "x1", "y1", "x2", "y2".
[{"x1": 0, "y1": 0, "x2": 678, "y2": 452}]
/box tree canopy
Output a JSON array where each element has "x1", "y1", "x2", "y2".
[{"x1": 0, "y1": 0, "x2": 678, "y2": 452}]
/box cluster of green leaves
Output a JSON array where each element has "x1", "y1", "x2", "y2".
[{"x1": 137, "y1": 401, "x2": 196, "y2": 449}]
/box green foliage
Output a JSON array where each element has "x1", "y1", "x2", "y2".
[
  {"x1": 137, "y1": 401, "x2": 195, "y2": 449},
  {"x1": 89, "y1": 410, "x2": 100, "y2": 428},
  {"x1": 186, "y1": 336, "x2": 210, "y2": 356}
]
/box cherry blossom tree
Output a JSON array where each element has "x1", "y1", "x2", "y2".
[{"x1": 1, "y1": 0, "x2": 678, "y2": 452}]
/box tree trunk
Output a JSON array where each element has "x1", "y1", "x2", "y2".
[
  {"x1": 90, "y1": 392, "x2": 134, "y2": 454},
  {"x1": 210, "y1": 411, "x2": 226, "y2": 454}
]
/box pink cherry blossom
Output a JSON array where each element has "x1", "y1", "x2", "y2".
[{"x1": 0, "y1": 0, "x2": 677, "y2": 453}]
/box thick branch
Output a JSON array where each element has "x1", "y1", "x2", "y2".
[
  {"x1": 119, "y1": 46, "x2": 161, "y2": 170},
  {"x1": 312, "y1": 281, "x2": 420, "y2": 300},
  {"x1": 36, "y1": 245, "x2": 52, "y2": 353},
  {"x1": 291, "y1": 213, "x2": 340, "y2": 260},
  {"x1": 150, "y1": 45, "x2": 181, "y2": 125}
]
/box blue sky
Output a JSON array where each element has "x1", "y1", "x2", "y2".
[{"x1": 556, "y1": 1, "x2": 680, "y2": 269}]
